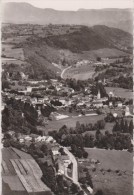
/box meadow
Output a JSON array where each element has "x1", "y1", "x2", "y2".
[
  {"x1": 46, "y1": 114, "x2": 105, "y2": 132},
  {"x1": 62, "y1": 63, "x2": 95, "y2": 80},
  {"x1": 105, "y1": 87, "x2": 133, "y2": 99},
  {"x1": 83, "y1": 148, "x2": 133, "y2": 195},
  {"x1": 2, "y1": 43, "x2": 25, "y2": 62}
]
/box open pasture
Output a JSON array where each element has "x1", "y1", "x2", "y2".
[
  {"x1": 62, "y1": 63, "x2": 95, "y2": 80},
  {"x1": 2, "y1": 43, "x2": 25, "y2": 61},
  {"x1": 83, "y1": 148, "x2": 133, "y2": 195},
  {"x1": 105, "y1": 87, "x2": 133, "y2": 99},
  {"x1": 46, "y1": 114, "x2": 105, "y2": 132}
]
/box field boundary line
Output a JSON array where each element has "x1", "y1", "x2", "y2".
[{"x1": 10, "y1": 159, "x2": 33, "y2": 193}]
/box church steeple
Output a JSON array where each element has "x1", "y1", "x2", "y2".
[
  {"x1": 125, "y1": 106, "x2": 131, "y2": 117},
  {"x1": 97, "y1": 89, "x2": 101, "y2": 99}
]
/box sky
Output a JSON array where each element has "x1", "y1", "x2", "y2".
[{"x1": 2, "y1": 0, "x2": 133, "y2": 10}]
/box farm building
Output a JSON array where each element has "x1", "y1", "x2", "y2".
[{"x1": 2, "y1": 147, "x2": 52, "y2": 195}]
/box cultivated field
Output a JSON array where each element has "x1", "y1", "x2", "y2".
[
  {"x1": 2, "y1": 147, "x2": 51, "y2": 195},
  {"x1": 83, "y1": 148, "x2": 133, "y2": 195}
]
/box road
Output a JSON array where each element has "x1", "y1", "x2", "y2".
[
  {"x1": 63, "y1": 147, "x2": 93, "y2": 194},
  {"x1": 61, "y1": 66, "x2": 72, "y2": 79},
  {"x1": 63, "y1": 147, "x2": 78, "y2": 183}
]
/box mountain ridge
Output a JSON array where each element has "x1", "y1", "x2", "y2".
[{"x1": 2, "y1": 2, "x2": 133, "y2": 33}]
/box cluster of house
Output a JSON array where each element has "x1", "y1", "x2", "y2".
[
  {"x1": 73, "y1": 60, "x2": 92, "y2": 67},
  {"x1": 4, "y1": 130, "x2": 72, "y2": 177},
  {"x1": 2, "y1": 77, "x2": 132, "y2": 121}
]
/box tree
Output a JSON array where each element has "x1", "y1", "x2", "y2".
[
  {"x1": 129, "y1": 120, "x2": 133, "y2": 134},
  {"x1": 70, "y1": 183, "x2": 79, "y2": 194},
  {"x1": 105, "y1": 113, "x2": 114, "y2": 122},
  {"x1": 71, "y1": 144, "x2": 77, "y2": 154},
  {"x1": 77, "y1": 190, "x2": 84, "y2": 195},
  {"x1": 96, "y1": 108, "x2": 102, "y2": 115},
  {"x1": 97, "y1": 120, "x2": 105, "y2": 130},
  {"x1": 58, "y1": 125, "x2": 68, "y2": 138},
  {"x1": 97, "y1": 57, "x2": 101, "y2": 62},
  {"x1": 95, "y1": 190, "x2": 104, "y2": 195},
  {"x1": 58, "y1": 147, "x2": 66, "y2": 155},
  {"x1": 2, "y1": 80, "x2": 10, "y2": 90},
  {"x1": 56, "y1": 175, "x2": 64, "y2": 193},
  {"x1": 95, "y1": 129, "x2": 102, "y2": 141},
  {"x1": 120, "y1": 118, "x2": 125, "y2": 132},
  {"x1": 41, "y1": 165, "x2": 57, "y2": 192},
  {"x1": 3, "y1": 139, "x2": 11, "y2": 147},
  {"x1": 41, "y1": 144, "x2": 48, "y2": 156},
  {"x1": 112, "y1": 122, "x2": 121, "y2": 132},
  {"x1": 76, "y1": 121, "x2": 81, "y2": 131},
  {"x1": 76, "y1": 149, "x2": 83, "y2": 158},
  {"x1": 83, "y1": 151, "x2": 88, "y2": 158},
  {"x1": 124, "y1": 120, "x2": 129, "y2": 133},
  {"x1": 78, "y1": 177, "x2": 87, "y2": 184},
  {"x1": 86, "y1": 172, "x2": 93, "y2": 188}
]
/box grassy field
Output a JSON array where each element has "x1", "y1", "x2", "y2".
[
  {"x1": 62, "y1": 63, "x2": 95, "y2": 80},
  {"x1": 105, "y1": 87, "x2": 133, "y2": 99},
  {"x1": 2, "y1": 43, "x2": 25, "y2": 61},
  {"x1": 71, "y1": 71, "x2": 95, "y2": 80},
  {"x1": 45, "y1": 114, "x2": 105, "y2": 132},
  {"x1": 83, "y1": 148, "x2": 133, "y2": 195}
]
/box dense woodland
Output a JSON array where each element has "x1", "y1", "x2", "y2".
[
  {"x1": 49, "y1": 118, "x2": 133, "y2": 154},
  {"x1": 2, "y1": 98, "x2": 38, "y2": 134}
]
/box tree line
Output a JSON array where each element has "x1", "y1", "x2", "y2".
[{"x1": 49, "y1": 119, "x2": 133, "y2": 152}]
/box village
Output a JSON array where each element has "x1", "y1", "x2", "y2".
[
  {"x1": 1, "y1": 10, "x2": 133, "y2": 195},
  {"x1": 2, "y1": 67, "x2": 133, "y2": 195},
  {"x1": 2, "y1": 74, "x2": 133, "y2": 120}
]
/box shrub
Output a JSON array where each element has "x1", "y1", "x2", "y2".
[
  {"x1": 100, "y1": 168, "x2": 104, "y2": 172},
  {"x1": 95, "y1": 189, "x2": 104, "y2": 195},
  {"x1": 92, "y1": 167, "x2": 96, "y2": 172},
  {"x1": 115, "y1": 169, "x2": 120, "y2": 173},
  {"x1": 118, "y1": 172, "x2": 122, "y2": 176},
  {"x1": 83, "y1": 151, "x2": 88, "y2": 158},
  {"x1": 107, "y1": 168, "x2": 111, "y2": 172}
]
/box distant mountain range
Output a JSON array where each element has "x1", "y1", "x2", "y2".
[{"x1": 2, "y1": 2, "x2": 133, "y2": 34}]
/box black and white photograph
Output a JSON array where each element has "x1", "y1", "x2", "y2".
[{"x1": 1, "y1": 0, "x2": 133, "y2": 195}]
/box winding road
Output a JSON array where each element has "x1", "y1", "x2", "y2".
[{"x1": 61, "y1": 66, "x2": 72, "y2": 79}]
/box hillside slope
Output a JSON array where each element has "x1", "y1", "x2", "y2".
[
  {"x1": 2, "y1": 2, "x2": 133, "y2": 33},
  {"x1": 44, "y1": 25, "x2": 132, "y2": 52},
  {"x1": 21, "y1": 25, "x2": 132, "y2": 79}
]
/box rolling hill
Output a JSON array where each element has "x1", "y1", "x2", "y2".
[
  {"x1": 21, "y1": 25, "x2": 132, "y2": 79},
  {"x1": 44, "y1": 25, "x2": 132, "y2": 52},
  {"x1": 2, "y1": 22, "x2": 132, "y2": 80},
  {"x1": 2, "y1": 2, "x2": 133, "y2": 34}
]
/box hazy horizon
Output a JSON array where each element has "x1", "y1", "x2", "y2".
[{"x1": 2, "y1": 0, "x2": 133, "y2": 11}]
